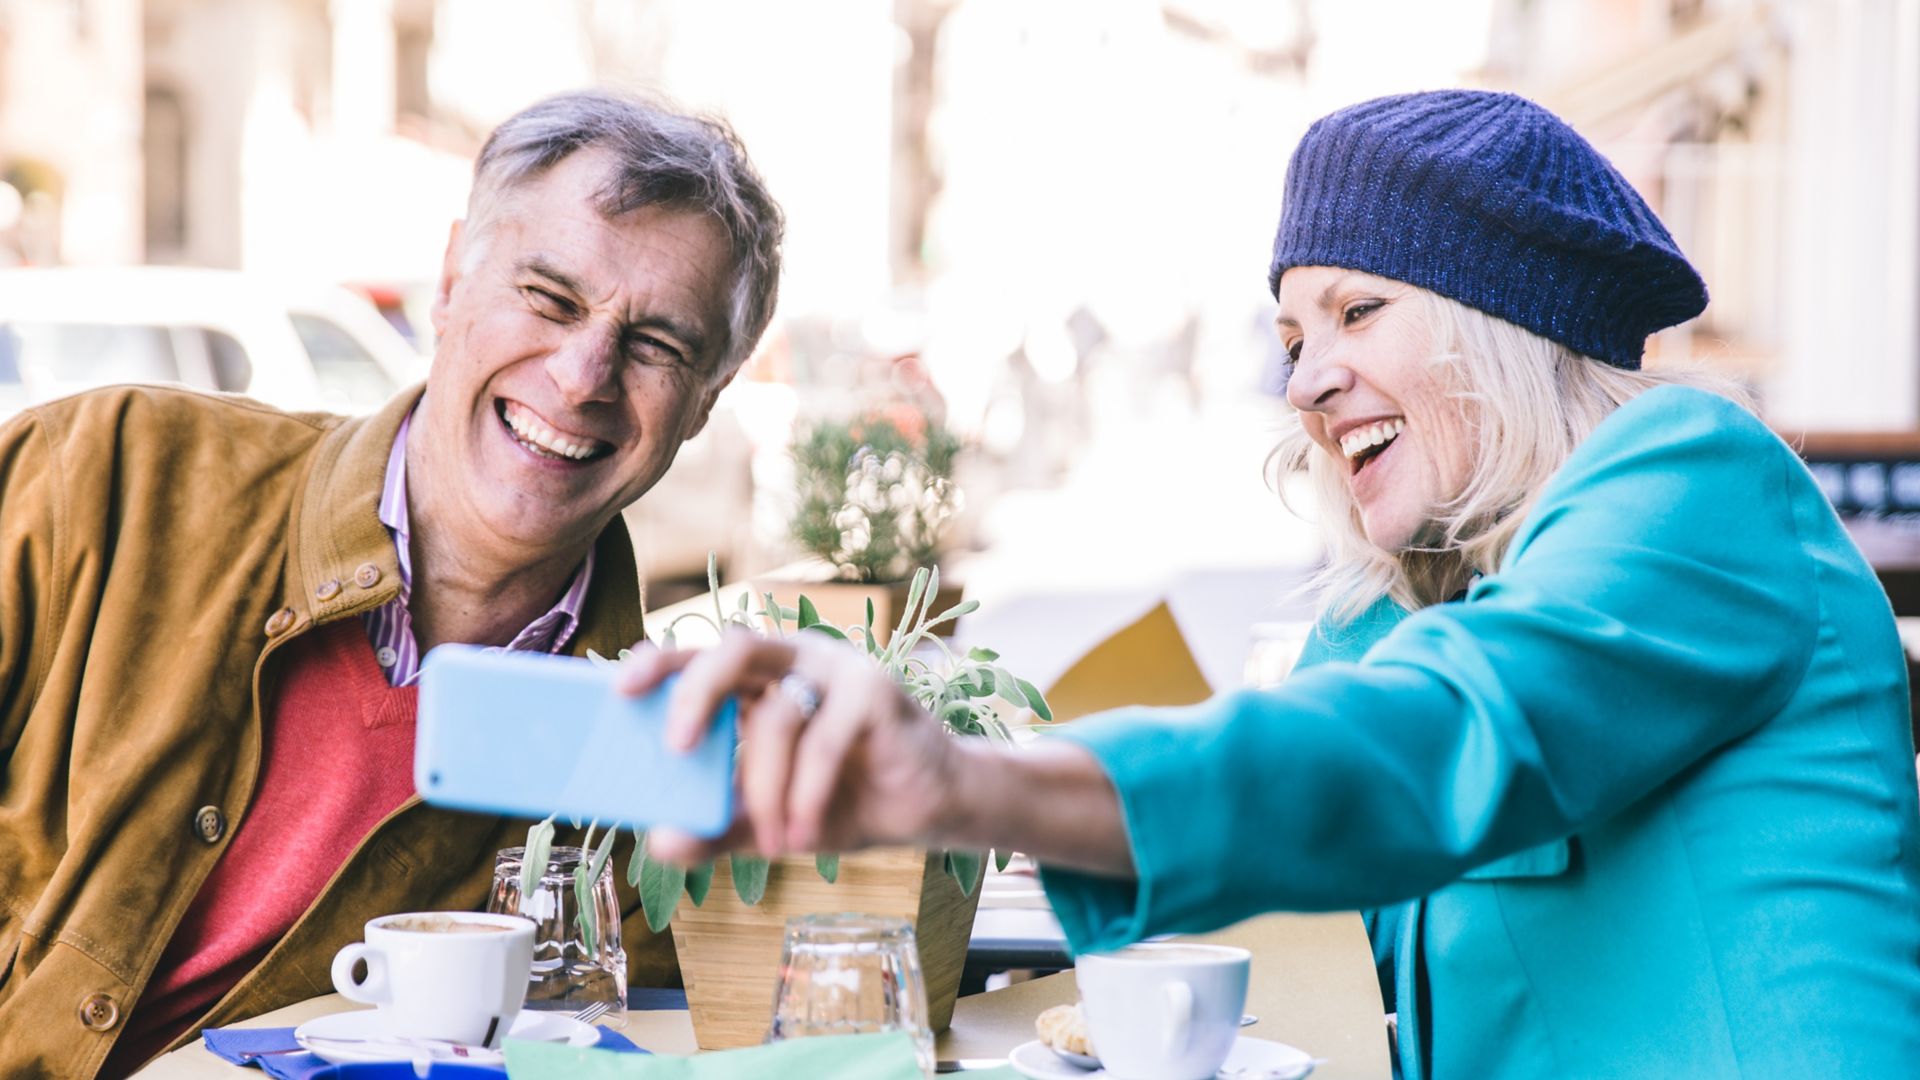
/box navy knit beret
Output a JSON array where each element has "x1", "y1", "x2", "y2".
[{"x1": 1268, "y1": 90, "x2": 1707, "y2": 369}]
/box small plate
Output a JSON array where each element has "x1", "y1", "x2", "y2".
[
  {"x1": 1007, "y1": 1036, "x2": 1317, "y2": 1079},
  {"x1": 295, "y1": 1008, "x2": 596, "y2": 1065}
]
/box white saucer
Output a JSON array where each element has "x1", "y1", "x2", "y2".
[
  {"x1": 1007, "y1": 1036, "x2": 1317, "y2": 1079},
  {"x1": 294, "y1": 1008, "x2": 597, "y2": 1065}
]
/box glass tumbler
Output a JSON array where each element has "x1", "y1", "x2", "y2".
[
  {"x1": 1243, "y1": 619, "x2": 1316, "y2": 689},
  {"x1": 488, "y1": 845, "x2": 626, "y2": 1024},
  {"x1": 766, "y1": 913, "x2": 933, "y2": 1074}
]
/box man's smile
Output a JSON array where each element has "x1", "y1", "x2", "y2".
[{"x1": 496, "y1": 399, "x2": 616, "y2": 463}]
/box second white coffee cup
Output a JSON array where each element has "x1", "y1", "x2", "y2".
[
  {"x1": 330, "y1": 911, "x2": 536, "y2": 1048},
  {"x1": 1075, "y1": 942, "x2": 1252, "y2": 1080}
]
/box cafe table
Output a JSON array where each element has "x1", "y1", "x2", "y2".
[{"x1": 134, "y1": 912, "x2": 1390, "y2": 1078}]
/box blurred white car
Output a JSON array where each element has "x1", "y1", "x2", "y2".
[
  {"x1": 0, "y1": 266, "x2": 428, "y2": 418},
  {"x1": 0, "y1": 266, "x2": 765, "y2": 584}
]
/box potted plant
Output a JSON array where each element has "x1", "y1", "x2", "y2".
[
  {"x1": 521, "y1": 560, "x2": 1051, "y2": 1050},
  {"x1": 767, "y1": 414, "x2": 965, "y2": 646}
]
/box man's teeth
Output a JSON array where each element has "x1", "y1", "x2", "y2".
[
  {"x1": 504, "y1": 405, "x2": 598, "y2": 461},
  {"x1": 1340, "y1": 418, "x2": 1404, "y2": 460}
]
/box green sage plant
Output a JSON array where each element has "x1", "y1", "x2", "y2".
[
  {"x1": 516, "y1": 555, "x2": 1050, "y2": 939},
  {"x1": 789, "y1": 415, "x2": 962, "y2": 583}
]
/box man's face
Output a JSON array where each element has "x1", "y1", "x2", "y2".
[{"x1": 421, "y1": 149, "x2": 737, "y2": 556}]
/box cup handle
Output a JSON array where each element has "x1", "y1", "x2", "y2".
[
  {"x1": 1163, "y1": 980, "x2": 1194, "y2": 1057},
  {"x1": 331, "y1": 943, "x2": 390, "y2": 1005}
]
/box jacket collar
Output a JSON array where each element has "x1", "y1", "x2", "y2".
[{"x1": 284, "y1": 385, "x2": 645, "y2": 652}]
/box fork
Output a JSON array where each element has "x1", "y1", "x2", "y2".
[{"x1": 569, "y1": 1000, "x2": 613, "y2": 1026}]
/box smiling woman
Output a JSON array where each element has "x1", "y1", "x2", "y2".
[
  {"x1": 1271, "y1": 276, "x2": 1750, "y2": 622},
  {"x1": 630, "y1": 88, "x2": 1920, "y2": 1080}
]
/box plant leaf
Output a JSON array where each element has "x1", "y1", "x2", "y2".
[
  {"x1": 575, "y1": 862, "x2": 597, "y2": 955},
  {"x1": 802, "y1": 622, "x2": 850, "y2": 643},
  {"x1": 966, "y1": 646, "x2": 999, "y2": 662},
  {"x1": 945, "y1": 849, "x2": 986, "y2": 897},
  {"x1": 588, "y1": 824, "x2": 619, "y2": 883},
  {"x1": 685, "y1": 861, "x2": 715, "y2": 906},
  {"x1": 886, "y1": 568, "x2": 929, "y2": 660},
  {"x1": 520, "y1": 817, "x2": 556, "y2": 912},
  {"x1": 730, "y1": 853, "x2": 770, "y2": 905},
  {"x1": 796, "y1": 595, "x2": 821, "y2": 629},
  {"x1": 638, "y1": 841, "x2": 687, "y2": 934},
  {"x1": 1015, "y1": 677, "x2": 1054, "y2": 722},
  {"x1": 815, "y1": 852, "x2": 840, "y2": 884},
  {"x1": 737, "y1": 591, "x2": 751, "y2": 612},
  {"x1": 923, "y1": 599, "x2": 979, "y2": 629},
  {"x1": 937, "y1": 700, "x2": 976, "y2": 730},
  {"x1": 626, "y1": 828, "x2": 646, "y2": 888},
  {"x1": 995, "y1": 848, "x2": 1013, "y2": 873}
]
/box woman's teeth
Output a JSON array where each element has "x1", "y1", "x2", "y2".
[
  {"x1": 503, "y1": 404, "x2": 599, "y2": 461},
  {"x1": 1340, "y1": 418, "x2": 1404, "y2": 462}
]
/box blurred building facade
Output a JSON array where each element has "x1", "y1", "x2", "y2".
[
  {"x1": 0, "y1": 0, "x2": 1912, "y2": 434},
  {"x1": 1484, "y1": 0, "x2": 1920, "y2": 431}
]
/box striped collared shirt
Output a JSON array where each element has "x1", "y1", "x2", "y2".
[{"x1": 364, "y1": 406, "x2": 595, "y2": 686}]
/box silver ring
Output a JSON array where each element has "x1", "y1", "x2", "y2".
[{"x1": 777, "y1": 673, "x2": 822, "y2": 721}]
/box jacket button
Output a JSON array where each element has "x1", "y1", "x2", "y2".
[
  {"x1": 315, "y1": 579, "x2": 343, "y2": 601},
  {"x1": 78, "y1": 993, "x2": 119, "y2": 1031},
  {"x1": 355, "y1": 563, "x2": 383, "y2": 589},
  {"x1": 265, "y1": 608, "x2": 295, "y2": 636},
  {"x1": 193, "y1": 806, "x2": 227, "y2": 844}
]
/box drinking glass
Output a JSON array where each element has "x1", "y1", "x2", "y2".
[
  {"x1": 1243, "y1": 620, "x2": 1315, "y2": 689},
  {"x1": 487, "y1": 845, "x2": 626, "y2": 1024},
  {"x1": 766, "y1": 913, "x2": 933, "y2": 1074}
]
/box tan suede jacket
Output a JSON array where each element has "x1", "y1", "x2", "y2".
[{"x1": 0, "y1": 385, "x2": 674, "y2": 1077}]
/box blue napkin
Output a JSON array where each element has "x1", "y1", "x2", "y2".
[
  {"x1": 202, "y1": 1023, "x2": 642, "y2": 1080},
  {"x1": 624, "y1": 988, "x2": 687, "y2": 1012}
]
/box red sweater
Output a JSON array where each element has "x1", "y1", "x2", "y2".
[{"x1": 108, "y1": 621, "x2": 418, "y2": 1074}]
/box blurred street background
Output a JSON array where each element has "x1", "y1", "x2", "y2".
[{"x1": 2, "y1": 0, "x2": 1915, "y2": 685}]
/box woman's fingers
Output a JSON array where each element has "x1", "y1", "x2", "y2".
[
  {"x1": 738, "y1": 677, "x2": 812, "y2": 855},
  {"x1": 613, "y1": 640, "x2": 681, "y2": 696},
  {"x1": 782, "y1": 656, "x2": 891, "y2": 853},
  {"x1": 663, "y1": 629, "x2": 795, "y2": 752},
  {"x1": 645, "y1": 820, "x2": 753, "y2": 866}
]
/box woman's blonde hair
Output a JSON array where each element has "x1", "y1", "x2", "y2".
[{"x1": 1273, "y1": 288, "x2": 1754, "y2": 624}]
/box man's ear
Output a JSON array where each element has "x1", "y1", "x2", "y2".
[
  {"x1": 682, "y1": 363, "x2": 743, "y2": 440},
  {"x1": 429, "y1": 219, "x2": 466, "y2": 337}
]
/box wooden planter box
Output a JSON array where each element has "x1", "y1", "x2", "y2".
[
  {"x1": 669, "y1": 847, "x2": 983, "y2": 1050},
  {"x1": 753, "y1": 565, "x2": 965, "y2": 647}
]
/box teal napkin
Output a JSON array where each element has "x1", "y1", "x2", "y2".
[{"x1": 504, "y1": 1032, "x2": 932, "y2": 1079}]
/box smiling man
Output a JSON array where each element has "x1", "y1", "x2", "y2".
[{"x1": 0, "y1": 91, "x2": 782, "y2": 1078}]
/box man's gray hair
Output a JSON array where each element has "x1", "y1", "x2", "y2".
[{"x1": 467, "y1": 89, "x2": 784, "y2": 375}]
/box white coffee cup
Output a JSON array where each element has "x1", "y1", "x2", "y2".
[
  {"x1": 1075, "y1": 942, "x2": 1252, "y2": 1080},
  {"x1": 330, "y1": 911, "x2": 536, "y2": 1048}
]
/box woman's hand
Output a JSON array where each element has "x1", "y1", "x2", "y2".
[{"x1": 617, "y1": 629, "x2": 962, "y2": 865}]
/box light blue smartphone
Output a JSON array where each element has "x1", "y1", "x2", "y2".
[{"x1": 414, "y1": 645, "x2": 737, "y2": 837}]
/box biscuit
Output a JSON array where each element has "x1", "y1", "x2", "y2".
[{"x1": 1035, "y1": 1002, "x2": 1094, "y2": 1056}]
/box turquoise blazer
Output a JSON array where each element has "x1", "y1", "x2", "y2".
[{"x1": 1040, "y1": 387, "x2": 1920, "y2": 1078}]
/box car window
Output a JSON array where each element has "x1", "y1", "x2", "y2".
[
  {"x1": 8, "y1": 322, "x2": 181, "y2": 390},
  {"x1": 204, "y1": 328, "x2": 253, "y2": 392},
  {"x1": 289, "y1": 313, "x2": 396, "y2": 411},
  {"x1": 0, "y1": 326, "x2": 19, "y2": 384},
  {"x1": 0, "y1": 326, "x2": 26, "y2": 418}
]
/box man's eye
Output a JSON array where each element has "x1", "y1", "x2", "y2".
[
  {"x1": 1343, "y1": 300, "x2": 1384, "y2": 325},
  {"x1": 1285, "y1": 340, "x2": 1303, "y2": 364},
  {"x1": 625, "y1": 335, "x2": 688, "y2": 367},
  {"x1": 523, "y1": 287, "x2": 575, "y2": 320}
]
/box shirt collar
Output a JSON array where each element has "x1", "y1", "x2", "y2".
[{"x1": 376, "y1": 401, "x2": 597, "y2": 651}]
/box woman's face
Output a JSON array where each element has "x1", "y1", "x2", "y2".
[{"x1": 1278, "y1": 266, "x2": 1472, "y2": 552}]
